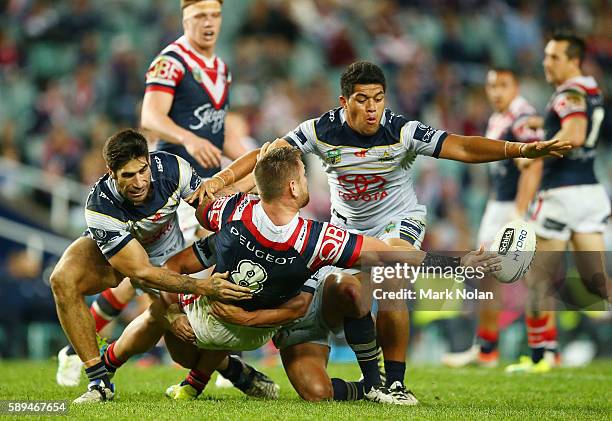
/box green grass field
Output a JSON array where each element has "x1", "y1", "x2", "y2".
[{"x1": 0, "y1": 360, "x2": 610, "y2": 420}]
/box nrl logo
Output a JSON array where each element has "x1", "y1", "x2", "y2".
[
  {"x1": 325, "y1": 149, "x2": 341, "y2": 164},
  {"x1": 498, "y1": 228, "x2": 514, "y2": 255}
]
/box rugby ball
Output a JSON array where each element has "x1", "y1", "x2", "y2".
[{"x1": 490, "y1": 219, "x2": 536, "y2": 283}]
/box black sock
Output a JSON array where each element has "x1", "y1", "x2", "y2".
[
  {"x1": 531, "y1": 347, "x2": 545, "y2": 363},
  {"x1": 344, "y1": 312, "x2": 382, "y2": 391},
  {"x1": 65, "y1": 345, "x2": 76, "y2": 356},
  {"x1": 479, "y1": 339, "x2": 498, "y2": 354},
  {"x1": 331, "y1": 378, "x2": 364, "y2": 401},
  {"x1": 85, "y1": 361, "x2": 110, "y2": 386},
  {"x1": 218, "y1": 355, "x2": 250, "y2": 390},
  {"x1": 384, "y1": 360, "x2": 405, "y2": 387}
]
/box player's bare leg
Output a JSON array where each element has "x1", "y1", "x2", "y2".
[
  {"x1": 50, "y1": 237, "x2": 123, "y2": 402},
  {"x1": 571, "y1": 232, "x2": 610, "y2": 304},
  {"x1": 324, "y1": 272, "x2": 416, "y2": 405},
  {"x1": 281, "y1": 343, "x2": 332, "y2": 401},
  {"x1": 507, "y1": 236, "x2": 565, "y2": 373},
  {"x1": 57, "y1": 277, "x2": 136, "y2": 387},
  {"x1": 442, "y1": 274, "x2": 500, "y2": 368},
  {"x1": 375, "y1": 238, "x2": 413, "y2": 389}
]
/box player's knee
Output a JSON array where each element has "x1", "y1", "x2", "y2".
[
  {"x1": 299, "y1": 380, "x2": 332, "y2": 402},
  {"x1": 49, "y1": 264, "x2": 76, "y2": 299},
  {"x1": 333, "y1": 275, "x2": 368, "y2": 318}
]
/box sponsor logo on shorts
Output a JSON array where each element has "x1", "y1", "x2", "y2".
[
  {"x1": 338, "y1": 174, "x2": 387, "y2": 201},
  {"x1": 543, "y1": 218, "x2": 566, "y2": 232}
]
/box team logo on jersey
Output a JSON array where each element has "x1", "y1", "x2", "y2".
[
  {"x1": 325, "y1": 149, "x2": 342, "y2": 164},
  {"x1": 91, "y1": 229, "x2": 122, "y2": 246},
  {"x1": 338, "y1": 174, "x2": 388, "y2": 202},
  {"x1": 231, "y1": 260, "x2": 268, "y2": 294},
  {"x1": 414, "y1": 123, "x2": 437, "y2": 143},
  {"x1": 354, "y1": 149, "x2": 367, "y2": 158}
]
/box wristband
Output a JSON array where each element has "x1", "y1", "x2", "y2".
[
  {"x1": 519, "y1": 143, "x2": 527, "y2": 158},
  {"x1": 504, "y1": 141, "x2": 509, "y2": 158}
]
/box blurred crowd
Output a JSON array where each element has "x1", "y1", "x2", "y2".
[{"x1": 0, "y1": 0, "x2": 611, "y2": 359}]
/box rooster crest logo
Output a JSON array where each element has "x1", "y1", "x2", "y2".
[{"x1": 231, "y1": 260, "x2": 268, "y2": 294}]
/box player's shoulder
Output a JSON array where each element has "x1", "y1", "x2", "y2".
[
  {"x1": 509, "y1": 96, "x2": 537, "y2": 118},
  {"x1": 381, "y1": 108, "x2": 410, "y2": 139},
  {"x1": 312, "y1": 107, "x2": 344, "y2": 139},
  {"x1": 557, "y1": 76, "x2": 600, "y2": 97},
  {"x1": 85, "y1": 175, "x2": 126, "y2": 222},
  {"x1": 150, "y1": 151, "x2": 182, "y2": 180}
]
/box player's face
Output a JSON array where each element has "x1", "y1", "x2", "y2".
[
  {"x1": 112, "y1": 157, "x2": 152, "y2": 205},
  {"x1": 183, "y1": 1, "x2": 222, "y2": 55},
  {"x1": 340, "y1": 84, "x2": 386, "y2": 136},
  {"x1": 543, "y1": 40, "x2": 576, "y2": 86},
  {"x1": 292, "y1": 161, "x2": 310, "y2": 208},
  {"x1": 485, "y1": 71, "x2": 518, "y2": 113}
]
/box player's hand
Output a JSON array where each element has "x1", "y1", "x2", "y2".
[
  {"x1": 461, "y1": 246, "x2": 502, "y2": 274},
  {"x1": 183, "y1": 134, "x2": 222, "y2": 169},
  {"x1": 520, "y1": 139, "x2": 572, "y2": 159},
  {"x1": 256, "y1": 141, "x2": 271, "y2": 162},
  {"x1": 526, "y1": 116, "x2": 544, "y2": 129},
  {"x1": 169, "y1": 314, "x2": 196, "y2": 344},
  {"x1": 209, "y1": 301, "x2": 254, "y2": 326},
  {"x1": 197, "y1": 271, "x2": 253, "y2": 301},
  {"x1": 186, "y1": 176, "x2": 225, "y2": 205}
]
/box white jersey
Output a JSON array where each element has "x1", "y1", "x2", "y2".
[{"x1": 284, "y1": 107, "x2": 448, "y2": 230}]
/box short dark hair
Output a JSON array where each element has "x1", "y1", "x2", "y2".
[
  {"x1": 488, "y1": 67, "x2": 517, "y2": 77},
  {"x1": 340, "y1": 61, "x2": 386, "y2": 98},
  {"x1": 551, "y1": 31, "x2": 586, "y2": 64},
  {"x1": 103, "y1": 129, "x2": 149, "y2": 172},
  {"x1": 254, "y1": 147, "x2": 302, "y2": 201}
]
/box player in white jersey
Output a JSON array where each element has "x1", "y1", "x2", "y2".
[
  {"x1": 49, "y1": 129, "x2": 266, "y2": 403},
  {"x1": 506, "y1": 33, "x2": 610, "y2": 374},
  {"x1": 442, "y1": 68, "x2": 544, "y2": 369},
  {"x1": 199, "y1": 61, "x2": 570, "y2": 401}
]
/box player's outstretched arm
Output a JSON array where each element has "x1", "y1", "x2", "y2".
[
  {"x1": 186, "y1": 148, "x2": 261, "y2": 205},
  {"x1": 437, "y1": 134, "x2": 572, "y2": 163},
  {"x1": 209, "y1": 291, "x2": 314, "y2": 327},
  {"x1": 108, "y1": 239, "x2": 253, "y2": 300},
  {"x1": 354, "y1": 236, "x2": 502, "y2": 273}
]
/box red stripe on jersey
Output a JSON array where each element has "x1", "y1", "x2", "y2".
[
  {"x1": 561, "y1": 111, "x2": 587, "y2": 123},
  {"x1": 571, "y1": 83, "x2": 600, "y2": 96},
  {"x1": 345, "y1": 234, "x2": 364, "y2": 268},
  {"x1": 174, "y1": 43, "x2": 228, "y2": 110},
  {"x1": 145, "y1": 85, "x2": 175, "y2": 95}
]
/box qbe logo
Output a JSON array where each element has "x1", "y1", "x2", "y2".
[{"x1": 317, "y1": 225, "x2": 347, "y2": 263}]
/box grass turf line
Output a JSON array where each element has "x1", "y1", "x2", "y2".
[{"x1": 0, "y1": 360, "x2": 610, "y2": 420}]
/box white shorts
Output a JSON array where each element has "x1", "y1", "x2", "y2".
[
  {"x1": 331, "y1": 213, "x2": 426, "y2": 249},
  {"x1": 477, "y1": 200, "x2": 517, "y2": 246},
  {"x1": 178, "y1": 200, "x2": 201, "y2": 246},
  {"x1": 273, "y1": 267, "x2": 341, "y2": 349},
  {"x1": 180, "y1": 294, "x2": 277, "y2": 351},
  {"x1": 529, "y1": 184, "x2": 611, "y2": 241}
]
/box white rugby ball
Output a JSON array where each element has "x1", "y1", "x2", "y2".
[{"x1": 490, "y1": 219, "x2": 536, "y2": 283}]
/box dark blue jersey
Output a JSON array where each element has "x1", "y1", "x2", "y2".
[
  {"x1": 145, "y1": 36, "x2": 230, "y2": 178},
  {"x1": 84, "y1": 151, "x2": 201, "y2": 266},
  {"x1": 541, "y1": 76, "x2": 605, "y2": 190},
  {"x1": 198, "y1": 193, "x2": 363, "y2": 311},
  {"x1": 484, "y1": 96, "x2": 542, "y2": 201}
]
